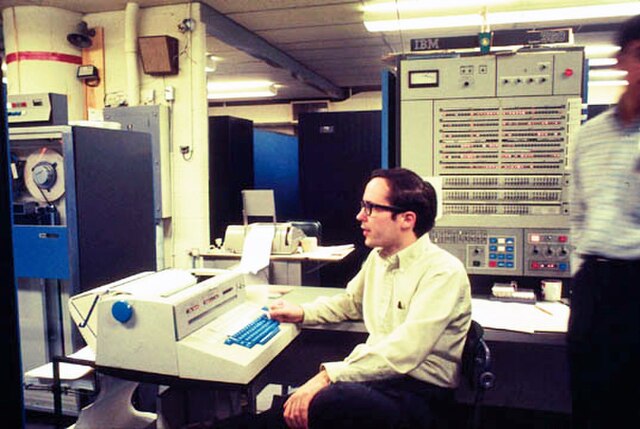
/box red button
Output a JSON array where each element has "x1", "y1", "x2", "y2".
[
  {"x1": 558, "y1": 235, "x2": 568, "y2": 243},
  {"x1": 531, "y1": 262, "x2": 540, "y2": 269},
  {"x1": 564, "y1": 68, "x2": 574, "y2": 77},
  {"x1": 489, "y1": 261, "x2": 497, "y2": 267}
]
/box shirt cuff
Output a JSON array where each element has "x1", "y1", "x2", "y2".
[
  {"x1": 320, "y1": 361, "x2": 349, "y2": 382},
  {"x1": 301, "y1": 303, "x2": 320, "y2": 324}
]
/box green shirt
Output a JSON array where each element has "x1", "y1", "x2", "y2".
[{"x1": 302, "y1": 234, "x2": 472, "y2": 388}]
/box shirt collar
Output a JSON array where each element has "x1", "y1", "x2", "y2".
[{"x1": 377, "y1": 233, "x2": 432, "y2": 271}]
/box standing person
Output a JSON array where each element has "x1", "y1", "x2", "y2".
[
  {"x1": 268, "y1": 167, "x2": 471, "y2": 429},
  {"x1": 568, "y1": 14, "x2": 640, "y2": 428}
]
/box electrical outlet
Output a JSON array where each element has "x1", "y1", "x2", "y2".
[{"x1": 164, "y1": 86, "x2": 175, "y2": 101}]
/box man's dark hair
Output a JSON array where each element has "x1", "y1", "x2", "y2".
[
  {"x1": 370, "y1": 168, "x2": 437, "y2": 237},
  {"x1": 617, "y1": 14, "x2": 640, "y2": 52}
]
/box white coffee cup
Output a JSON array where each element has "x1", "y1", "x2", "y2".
[
  {"x1": 541, "y1": 279, "x2": 562, "y2": 301},
  {"x1": 301, "y1": 236, "x2": 318, "y2": 253}
]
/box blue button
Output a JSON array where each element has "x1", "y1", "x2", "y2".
[
  {"x1": 489, "y1": 238, "x2": 497, "y2": 244},
  {"x1": 111, "y1": 300, "x2": 133, "y2": 323},
  {"x1": 489, "y1": 245, "x2": 497, "y2": 251},
  {"x1": 559, "y1": 263, "x2": 568, "y2": 271},
  {"x1": 497, "y1": 262, "x2": 505, "y2": 267},
  {"x1": 489, "y1": 253, "x2": 497, "y2": 259},
  {"x1": 506, "y1": 238, "x2": 514, "y2": 244},
  {"x1": 506, "y1": 262, "x2": 514, "y2": 268},
  {"x1": 506, "y1": 246, "x2": 514, "y2": 252},
  {"x1": 498, "y1": 254, "x2": 505, "y2": 260},
  {"x1": 506, "y1": 254, "x2": 514, "y2": 260}
]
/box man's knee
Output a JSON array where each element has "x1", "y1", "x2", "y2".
[
  {"x1": 308, "y1": 383, "x2": 398, "y2": 429},
  {"x1": 309, "y1": 383, "x2": 360, "y2": 415}
]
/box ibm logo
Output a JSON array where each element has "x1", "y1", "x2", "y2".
[{"x1": 411, "y1": 38, "x2": 440, "y2": 51}]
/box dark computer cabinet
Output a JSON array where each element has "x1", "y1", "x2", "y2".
[
  {"x1": 298, "y1": 110, "x2": 383, "y2": 285},
  {"x1": 209, "y1": 116, "x2": 254, "y2": 242},
  {"x1": 10, "y1": 126, "x2": 156, "y2": 292},
  {"x1": 10, "y1": 125, "x2": 156, "y2": 378},
  {"x1": 1, "y1": 75, "x2": 25, "y2": 428}
]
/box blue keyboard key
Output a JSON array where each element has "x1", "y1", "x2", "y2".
[
  {"x1": 259, "y1": 326, "x2": 280, "y2": 345},
  {"x1": 226, "y1": 313, "x2": 280, "y2": 348}
]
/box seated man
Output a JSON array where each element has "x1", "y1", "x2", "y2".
[{"x1": 268, "y1": 167, "x2": 472, "y2": 429}]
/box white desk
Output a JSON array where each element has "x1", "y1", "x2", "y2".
[
  {"x1": 192, "y1": 245, "x2": 355, "y2": 285},
  {"x1": 269, "y1": 286, "x2": 568, "y2": 342}
]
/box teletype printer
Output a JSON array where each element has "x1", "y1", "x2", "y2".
[{"x1": 68, "y1": 269, "x2": 299, "y2": 384}]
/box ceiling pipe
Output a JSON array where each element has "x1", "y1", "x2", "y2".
[
  {"x1": 200, "y1": 4, "x2": 347, "y2": 101},
  {"x1": 125, "y1": 2, "x2": 140, "y2": 106}
]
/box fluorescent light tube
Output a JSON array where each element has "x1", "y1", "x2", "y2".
[
  {"x1": 207, "y1": 89, "x2": 277, "y2": 100},
  {"x1": 207, "y1": 80, "x2": 278, "y2": 99},
  {"x1": 588, "y1": 80, "x2": 628, "y2": 87},
  {"x1": 589, "y1": 69, "x2": 627, "y2": 79},
  {"x1": 207, "y1": 80, "x2": 274, "y2": 91},
  {"x1": 362, "y1": 0, "x2": 513, "y2": 13},
  {"x1": 585, "y1": 45, "x2": 621, "y2": 56},
  {"x1": 364, "y1": 3, "x2": 640, "y2": 32},
  {"x1": 588, "y1": 58, "x2": 618, "y2": 67},
  {"x1": 207, "y1": 81, "x2": 278, "y2": 99}
]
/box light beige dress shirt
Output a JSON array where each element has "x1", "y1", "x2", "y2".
[{"x1": 302, "y1": 233, "x2": 472, "y2": 388}]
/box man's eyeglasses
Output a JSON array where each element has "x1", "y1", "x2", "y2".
[{"x1": 360, "y1": 200, "x2": 406, "y2": 216}]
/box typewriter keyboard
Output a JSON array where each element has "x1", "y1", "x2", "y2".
[{"x1": 224, "y1": 314, "x2": 280, "y2": 348}]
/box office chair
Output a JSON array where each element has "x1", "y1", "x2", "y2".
[
  {"x1": 287, "y1": 220, "x2": 322, "y2": 245},
  {"x1": 460, "y1": 320, "x2": 495, "y2": 429}
]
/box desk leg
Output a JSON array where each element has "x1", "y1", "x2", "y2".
[
  {"x1": 244, "y1": 384, "x2": 257, "y2": 414},
  {"x1": 52, "y1": 356, "x2": 62, "y2": 428}
]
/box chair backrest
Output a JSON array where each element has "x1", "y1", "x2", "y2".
[
  {"x1": 460, "y1": 320, "x2": 495, "y2": 429},
  {"x1": 241, "y1": 189, "x2": 276, "y2": 225},
  {"x1": 287, "y1": 220, "x2": 322, "y2": 245}
]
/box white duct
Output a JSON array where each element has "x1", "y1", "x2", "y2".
[{"x1": 125, "y1": 2, "x2": 140, "y2": 106}]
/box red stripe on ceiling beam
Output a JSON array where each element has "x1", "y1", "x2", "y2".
[{"x1": 6, "y1": 51, "x2": 82, "y2": 65}]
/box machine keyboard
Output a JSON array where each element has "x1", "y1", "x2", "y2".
[{"x1": 224, "y1": 314, "x2": 280, "y2": 348}]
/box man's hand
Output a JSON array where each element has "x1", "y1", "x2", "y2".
[
  {"x1": 269, "y1": 299, "x2": 304, "y2": 323},
  {"x1": 283, "y1": 370, "x2": 331, "y2": 429}
]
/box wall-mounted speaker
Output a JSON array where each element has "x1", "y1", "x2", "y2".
[
  {"x1": 67, "y1": 21, "x2": 96, "y2": 49},
  {"x1": 138, "y1": 36, "x2": 179, "y2": 76}
]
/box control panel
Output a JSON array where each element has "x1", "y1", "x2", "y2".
[
  {"x1": 523, "y1": 229, "x2": 571, "y2": 278},
  {"x1": 431, "y1": 227, "x2": 572, "y2": 277},
  {"x1": 7, "y1": 93, "x2": 68, "y2": 126},
  {"x1": 431, "y1": 227, "x2": 523, "y2": 275},
  {"x1": 400, "y1": 50, "x2": 582, "y2": 277},
  {"x1": 400, "y1": 49, "x2": 583, "y2": 229},
  {"x1": 430, "y1": 95, "x2": 579, "y2": 228}
]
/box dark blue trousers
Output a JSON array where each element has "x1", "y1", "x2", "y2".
[
  {"x1": 218, "y1": 376, "x2": 454, "y2": 428},
  {"x1": 568, "y1": 256, "x2": 640, "y2": 429},
  {"x1": 308, "y1": 377, "x2": 454, "y2": 429}
]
